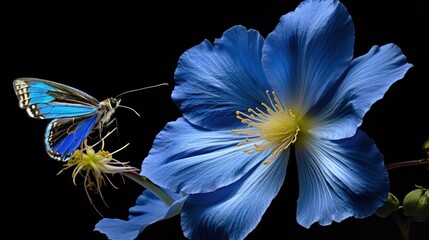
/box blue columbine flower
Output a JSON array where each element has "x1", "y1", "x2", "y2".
[{"x1": 99, "y1": 0, "x2": 413, "y2": 239}]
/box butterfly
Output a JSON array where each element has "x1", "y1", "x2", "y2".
[{"x1": 13, "y1": 77, "x2": 168, "y2": 161}]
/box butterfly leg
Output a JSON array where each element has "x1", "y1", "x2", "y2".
[{"x1": 100, "y1": 118, "x2": 119, "y2": 140}]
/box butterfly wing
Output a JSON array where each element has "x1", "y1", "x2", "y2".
[
  {"x1": 45, "y1": 113, "x2": 99, "y2": 161},
  {"x1": 13, "y1": 77, "x2": 100, "y2": 119}
]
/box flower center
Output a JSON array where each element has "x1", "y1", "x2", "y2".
[{"x1": 232, "y1": 90, "x2": 300, "y2": 165}]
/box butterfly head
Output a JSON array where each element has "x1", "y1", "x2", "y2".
[{"x1": 106, "y1": 97, "x2": 122, "y2": 110}]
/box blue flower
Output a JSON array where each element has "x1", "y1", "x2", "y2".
[{"x1": 109, "y1": 0, "x2": 412, "y2": 239}]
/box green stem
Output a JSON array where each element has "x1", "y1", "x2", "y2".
[
  {"x1": 385, "y1": 158, "x2": 428, "y2": 170},
  {"x1": 122, "y1": 172, "x2": 175, "y2": 205},
  {"x1": 392, "y1": 212, "x2": 412, "y2": 240}
]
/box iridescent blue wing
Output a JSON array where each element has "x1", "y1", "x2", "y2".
[
  {"x1": 45, "y1": 114, "x2": 99, "y2": 161},
  {"x1": 13, "y1": 77, "x2": 100, "y2": 119}
]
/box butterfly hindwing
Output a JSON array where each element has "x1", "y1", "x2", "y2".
[{"x1": 45, "y1": 114, "x2": 99, "y2": 161}]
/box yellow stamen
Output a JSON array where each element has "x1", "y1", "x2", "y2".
[{"x1": 232, "y1": 90, "x2": 301, "y2": 165}]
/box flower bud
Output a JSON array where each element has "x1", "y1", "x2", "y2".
[
  {"x1": 403, "y1": 186, "x2": 429, "y2": 222},
  {"x1": 375, "y1": 192, "x2": 400, "y2": 218}
]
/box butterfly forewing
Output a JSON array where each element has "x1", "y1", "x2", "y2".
[{"x1": 13, "y1": 78, "x2": 100, "y2": 119}]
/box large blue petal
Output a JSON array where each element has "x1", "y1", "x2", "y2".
[
  {"x1": 94, "y1": 190, "x2": 186, "y2": 240},
  {"x1": 181, "y1": 151, "x2": 289, "y2": 240},
  {"x1": 340, "y1": 44, "x2": 412, "y2": 117},
  {"x1": 262, "y1": 0, "x2": 354, "y2": 113},
  {"x1": 309, "y1": 44, "x2": 413, "y2": 140},
  {"x1": 295, "y1": 130, "x2": 389, "y2": 228},
  {"x1": 312, "y1": 44, "x2": 412, "y2": 139},
  {"x1": 141, "y1": 118, "x2": 271, "y2": 194},
  {"x1": 173, "y1": 25, "x2": 271, "y2": 130}
]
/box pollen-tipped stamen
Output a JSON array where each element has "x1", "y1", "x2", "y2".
[{"x1": 232, "y1": 90, "x2": 300, "y2": 165}]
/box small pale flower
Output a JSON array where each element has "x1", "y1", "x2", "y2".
[{"x1": 58, "y1": 130, "x2": 139, "y2": 210}]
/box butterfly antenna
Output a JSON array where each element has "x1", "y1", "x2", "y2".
[
  {"x1": 114, "y1": 82, "x2": 169, "y2": 117},
  {"x1": 118, "y1": 105, "x2": 141, "y2": 117},
  {"x1": 114, "y1": 83, "x2": 169, "y2": 99}
]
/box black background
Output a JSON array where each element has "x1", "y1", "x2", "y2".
[{"x1": 1, "y1": 0, "x2": 428, "y2": 239}]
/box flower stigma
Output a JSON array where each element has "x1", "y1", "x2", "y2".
[
  {"x1": 57, "y1": 128, "x2": 140, "y2": 214},
  {"x1": 232, "y1": 90, "x2": 301, "y2": 165}
]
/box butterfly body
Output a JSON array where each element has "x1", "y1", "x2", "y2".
[{"x1": 13, "y1": 78, "x2": 119, "y2": 161}]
